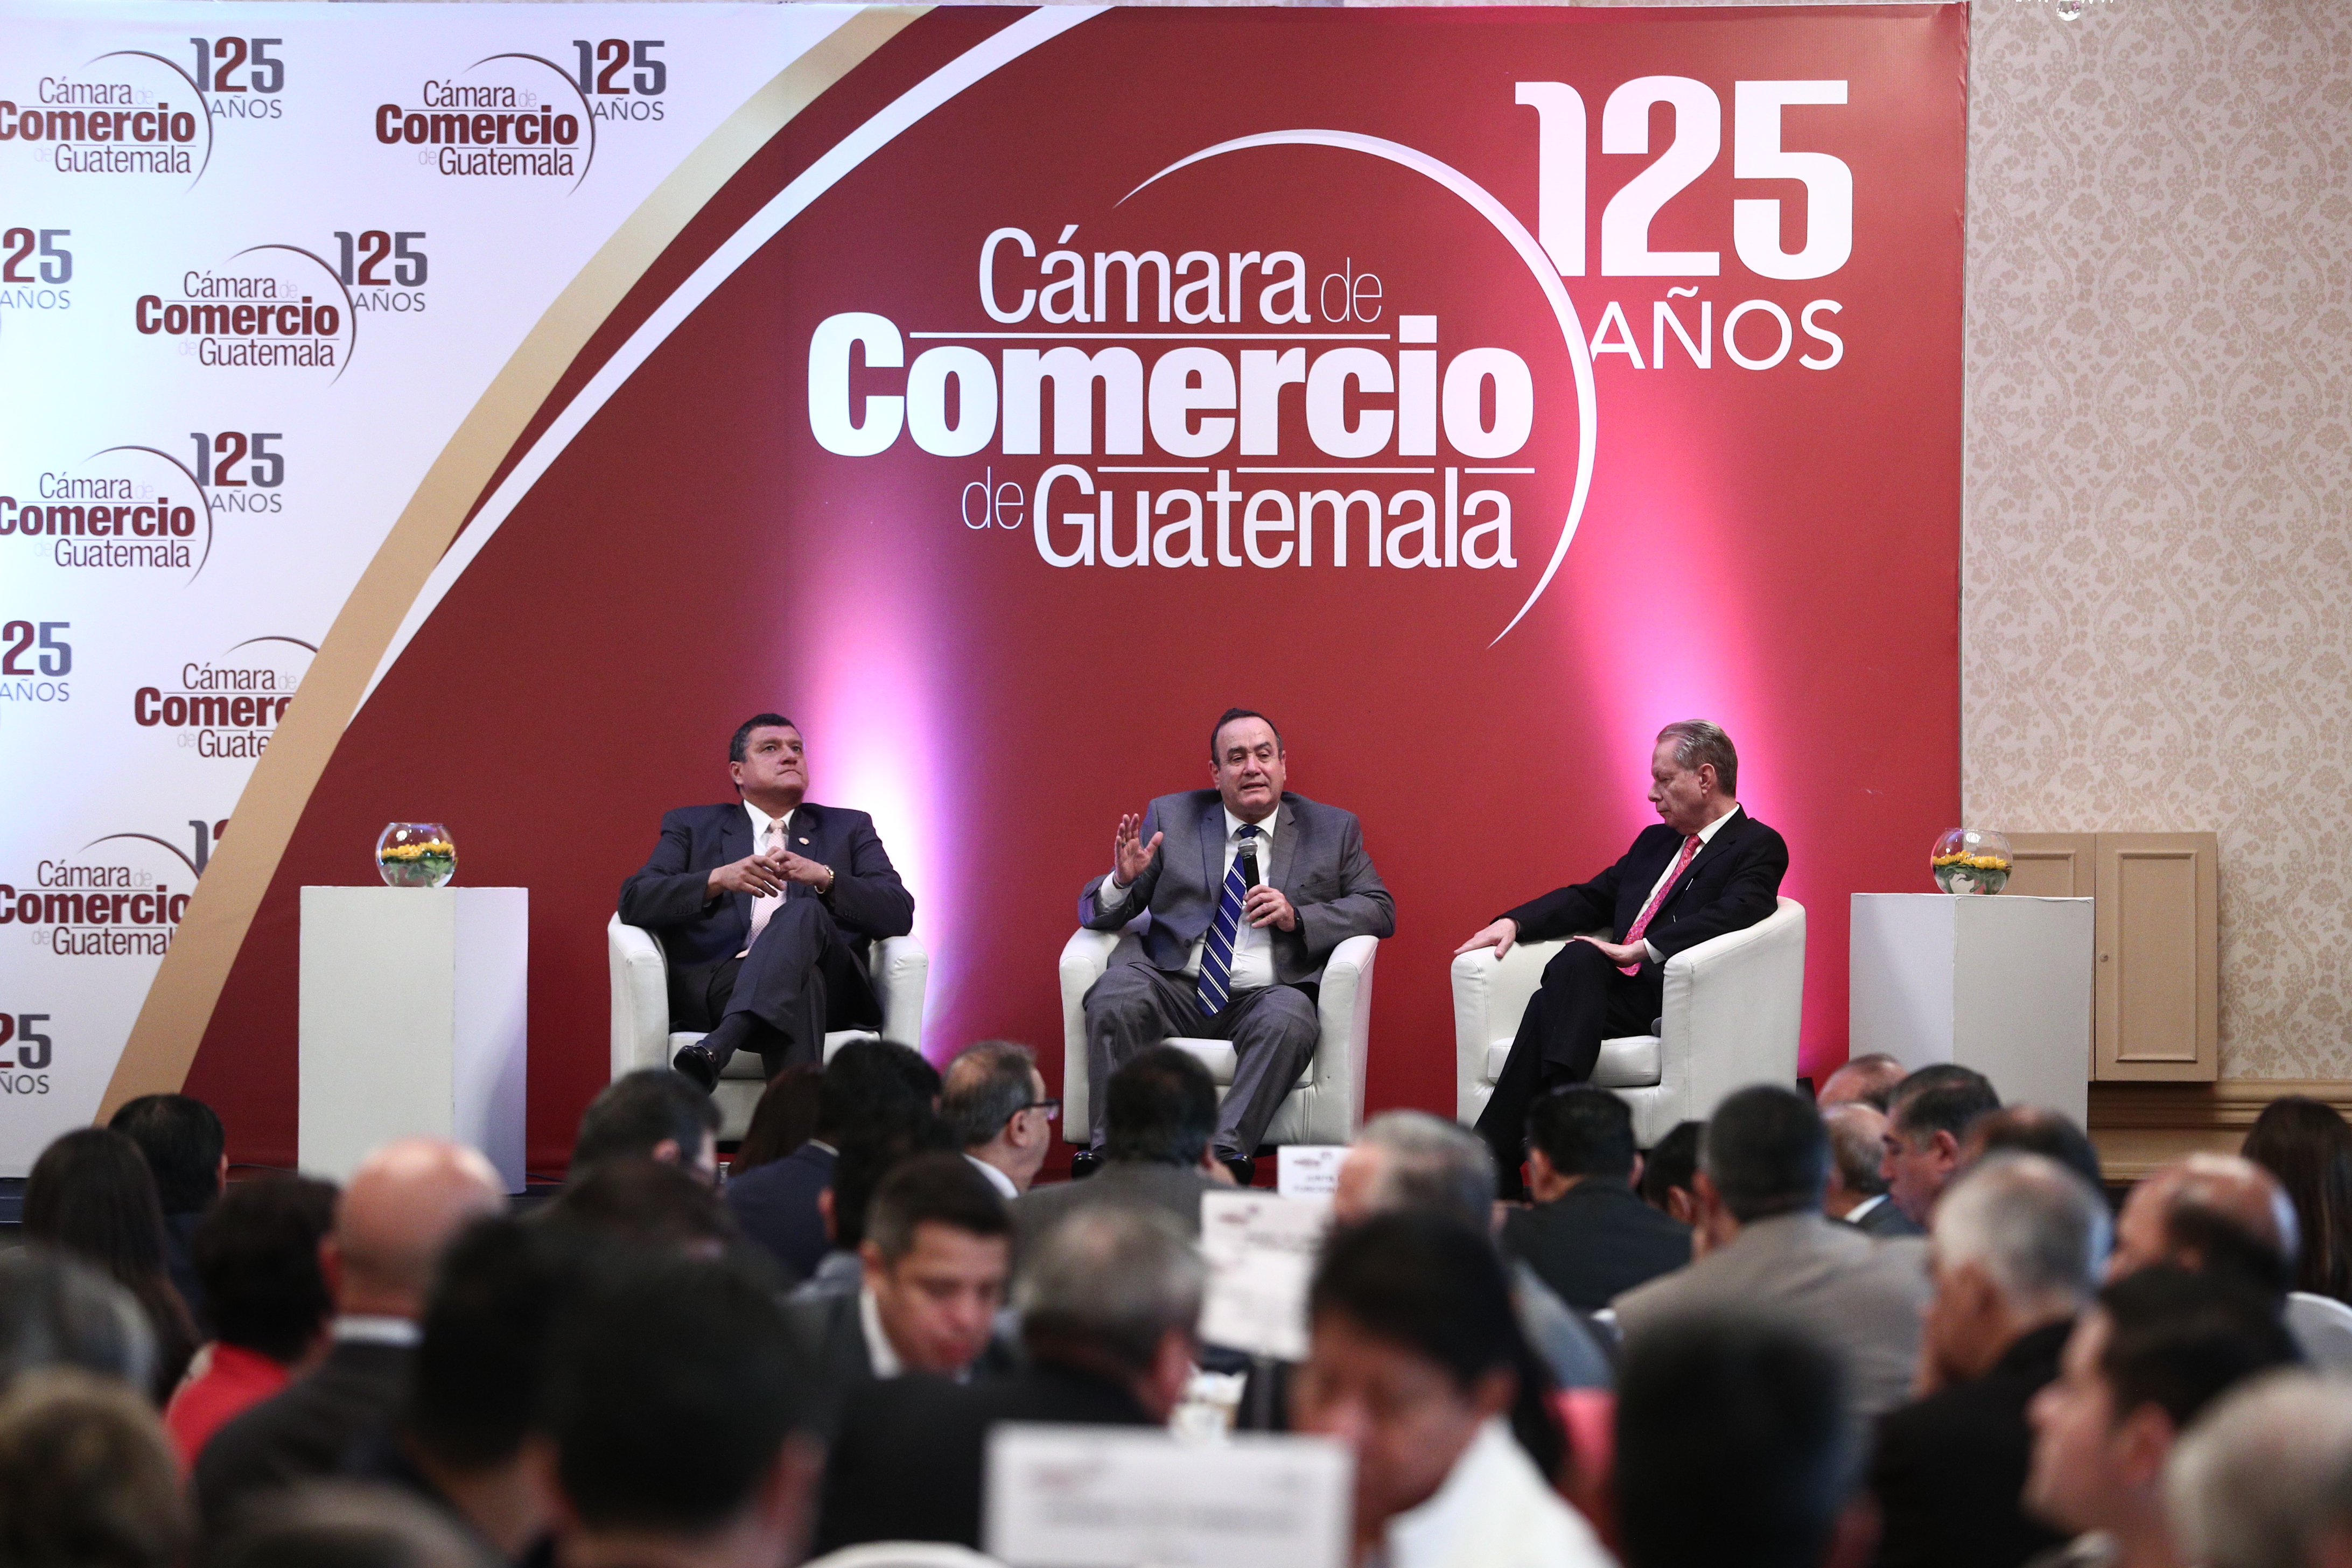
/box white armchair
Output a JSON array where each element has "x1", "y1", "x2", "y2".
[
  {"x1": 1451, "y1": 898, "x2": 1805, "y2": 1149},
  {"x1": 607, "y1": 914, "x2": 928, "y2": 1140},
  {"x1": 1059, "y1": 931, "x2": 1378, "y2": 1151}
]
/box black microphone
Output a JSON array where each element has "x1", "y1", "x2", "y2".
[{"x1": 1237, "y1": 838, "x2": 1262, "y2": 890}]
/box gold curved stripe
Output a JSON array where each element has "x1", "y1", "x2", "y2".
[{"x1": 99, "y1": 7, "x2": 929, "y2": 1123}]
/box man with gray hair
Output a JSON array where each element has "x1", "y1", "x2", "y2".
[
  {"x1": 2166, "y1": 1370, "x2": 2352, "y2": 1568},
  {"x1": 941, "y1": 1040, "x2": 1054, "y2": 1198},
  {"x1": 814, "y1": 1206, "x2": 1204, "y2": 1552},
  {"x1": 1457, "y1": 720, "x2": 1788, "y2": 1196},
  {"x1": 1333, "y1": 1110, "x2": 1613, "y2": 1389},
  {"x1": 1872, "y1": 1154, "x2": 2112, "y2": 1568},
  {"x1": 1826, "y1": 1101, "x2": 1920, "y2": 1236}
]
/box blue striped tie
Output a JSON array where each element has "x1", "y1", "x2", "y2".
[{"x1": 1196, "y1": 825, "x2": 1260, "y2": 1018}]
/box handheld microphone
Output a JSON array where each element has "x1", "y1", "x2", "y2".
[{"x1": 1237, "y1": 838, "x2": 1262, "y2": 890}]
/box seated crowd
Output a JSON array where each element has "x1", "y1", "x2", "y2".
[{"x1": 10, "y1": 1054, "x2": 2352, "y2": 1568}]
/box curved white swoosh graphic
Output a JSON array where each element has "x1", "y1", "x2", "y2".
[{"x1": 1123, "y1": 131, "x2": 1596, "y2": 645}]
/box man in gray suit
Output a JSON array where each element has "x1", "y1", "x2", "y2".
[
  {"x1": 1613, "y1": 1084, "x2": 1931, "y2": 1423},
  {"x1": 1078, "y1": 709, "x2": 1394, "y2": 1181}
]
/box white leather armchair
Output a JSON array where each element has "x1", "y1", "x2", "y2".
[
  {"x1": 1451, "y1": 897, "x2": 1805, "y2": 1149},
  {"x1": 608, "y1": 914, "x2": 928, "y2": 1140},
  {"x1": 1059, "y1": 930, "x2": 1378, "y2": 1151}
]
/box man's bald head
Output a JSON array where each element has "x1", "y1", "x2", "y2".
[
  {"x1": 331, "y1": 1139, "x2": 506, "y2": 1319},
  {"x1": 2110, "y1": 1153, "x2": 2300, "y2": 1297},
  {"x1": 1819, "y1": 1054, "x2": 1906, "y2": 1112}
]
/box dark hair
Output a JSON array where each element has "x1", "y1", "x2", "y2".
[
  {"x1": 1700, "y1": 1086, "x2": 1827, "y2": 1223},
  {"x1": 0, "y1": 1249, "x2": 157, "y2": 1396},
  {"x1": 1973, "y1": 1105, "x2": 2106, "y2": 1199},
  {"x1": 541, "y1": 1158, "x2": 737, "y2": 1252},
  {"x1": 107, "y1": 1094, "x2": 225, "y2": 1216},
  {"x1": 731, "y1": 1065, "x2": 824, "y2": 1177},
  {"x1": 23, "y1": 1129, "x2": 196, "y2": 1399},
  {"x1": 829, "y1": 1106, "x2": 956, "y2": 1252},
  {"x1": 193, "y1": 1175, "x2": 338, "y2": 1364},
  {"x1": 816, "y1": 1039, "x2": 940, "y2": 1143},
  {"x1": 1825, "y1": 1053, "x2": 1907, "y2": 1112},
  {"x1": 1890, "y1": 1063, "x2": 2001, "y2": 1143},
  {"x1": 1209, "y1": 707, "x2": 1283, "y2": 759},
  {"x1": 1311, "y1": 1213, "x2": 1563, "y2": 1479},
  {"x1": 728, "y1": 713, "x2": 796, "y2": 766},
  {"x1": 1616, "y1": 1313, "x2": 1853, "y2": 1568},
  {"x1": 2164, "y1": 1201, "x2": 2295, "y2": 1301},
  {"x1": 1105, "y1": 1046, "x2": 1218, "y2": 1167},
  {"x1": 941, "y1": 1041, "x2": 1039, "y2": 1150},
  {"x1": 407, "y1": 1218, "x2": 579, "y2": 1471},
  {"x1": 2095, "y1": 1266, "x2": 2301, "y2": 1431},
  {"x1": 206, "y1": 1480, "x2": 499, "y2": 1568},
  {"x1": 864, "y1": 1152, "x2": 1010, "y2": 1263},
  {"x1": 2243, "y1": 1096, "x2": 2352, "y2": 1301},
  {"x1": 1641, "y1": 1121, "x2": 1703, "y2": 1212},
  {"x1": 570, "y1": 1070, "x2": 720, "y2": 1178},
  {"x1": 1526, "y1": 1086, "x2": 1636, "y2": 1180},
  {"x1": 0, "y1": 1368, "x2": 188, "y2": 1568},
  {"x1": 545, "y1": 1255, "x2": 803, "y2": 1534}
]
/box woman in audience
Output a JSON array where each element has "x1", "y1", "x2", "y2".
[
  {"x1": 0, "y1": 1368, "x2": 189, "y2": 1568},
  {"x1": 165, "y1": 1173, "x2": 339, "y2": 1464},
  {"x1": 23, "y1": 1128, "x2": 198, "y2": 1401},
  {"x1": 1294, "y1": 1212, "x2": 1612, "y2": 1568},
  {"x1": 731, "y1": 1063, "x2": 824, "y2": 1175},
  {"x1": 2243, "y1": 1095, "x2": 2352, "y2": 1302}
]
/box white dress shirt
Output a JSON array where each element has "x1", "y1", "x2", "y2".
[
  {"x1": 734, "y1": 800, "x2": 796, "y2": 958},
  {"x1": 1843, "y1": 1192, "x2": 1890, "y2": 1227},
  {"x1": 331, "y1": 1314, "x2": 422, "y2": 1349},
  {"x1": 1096, "y1": 807, "x2": 1280, "y2": 990},
  {"x1": 1376, "y1": 1418, "x2": 1615, "y2": 1568},
  {"x1": 967, "y1": 1150, "x2": 1020, "y2": 1200},
  {"x1": 1632, "y1": 804, "x2": 1737, "y2": 963},
  {"x1": 857, "y1": 1285, "x2": 902, "y2": 1378}
]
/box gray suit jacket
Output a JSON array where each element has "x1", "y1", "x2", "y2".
[
  {"x1": 1076, "y1": 791, "x2": 1394, "y2": 986},
  {"x1": 1611, "y1": 1210, "x2": 1930, "y2": 1423},
  {"x1": 1011, "y1": 1160, "x2": 1223, "y2": 1264}
]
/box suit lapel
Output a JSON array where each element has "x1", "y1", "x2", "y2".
[
  {"x1": 1662, "y1": 807, "x2": 1746, "y2": 910},
  {"x1": 1197, "y1": 795, "x2": 1224, "y2": 904},
  {"x1": 719, "y1": 804, "x2": 753, "y2": 926},
  {"x1": 1266, "y1": 799, "x2": 1298, "y2": 894}
]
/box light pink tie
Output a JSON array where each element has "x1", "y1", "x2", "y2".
[
  {"x1": 1619, "y1": 835, "x2": 1701, "y2": 974},
  {"x1": 744, "y1": 820, "x2": 785, "y2": 948}
]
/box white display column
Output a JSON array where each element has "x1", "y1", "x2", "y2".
[
  {"x1": 1850, "y1": 893, "x2": 2093, "y2": 1126},
  {"x1": 299, "y1": 886, "x2": 527, "y2": 1191}
]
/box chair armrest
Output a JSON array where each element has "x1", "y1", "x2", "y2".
[
  {"x1": 608, "y1": 915, "x2": 673, "y2": 1080},
  {"x1": 1058, "y1": 929, "x2": 1122, "y2": 1137},
  {"x1": 1656, "y1": 898, "x2": 1806, "y2": 1116},
  {"x1": 1310, "y1": 935, "x2": 1379, "y2": 1135},
  {"x1": 1450, "y1": 939, "x2": 1569, "y2": 1123},
  {"x1": 871, "y1": 935, "x2": 929, "y2": 1052}
]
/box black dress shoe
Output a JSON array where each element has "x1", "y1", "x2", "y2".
[
  {"x1": 671, "y1": 1044, "x2": 719, "y2": 1093},
  {"x1": 1069, "y1": 1149, "x2": 1104, "y2": 1181},
  {"x1": 1223, "y1": 1155, "x2": 1257, "y2": 1188}
]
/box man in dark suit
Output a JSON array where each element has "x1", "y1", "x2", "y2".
[
  {"x1": 1012, "y1": 1047, "x2": 1228, "y2": 1263},
  {"x1": 1873, "y1": 1154, "x2": 2109, "y2": 1568},
  {"x1": 619, "y1": 713, "x2": 914, "y2": 1089},
  {"x1": 1881, "y1": 1063, "x2": 2001, "y2": 1228},
  {"x1": 195, "y1": 1138, "x2": 505, "y2": 1531},
  {"x1": 1079, "y1": 708, "x2": 1394, "y2": 1181},
  {"x1": 109, "y1": 1092, "x2": 225, "y2": 1332},
  {"x1": 1825, "y1": 1101, "x2": 1924, "y2": 1237},
  {"x1": 1459, "y1": 720, "x2": 1787, "y2": 1195},
  {"x1": 1502, "y1": 1086, "x2": 1691, "y2": 1312},
  {"x1": 815, "y1": 1204, "x2": 1203, "y2": 1553}
]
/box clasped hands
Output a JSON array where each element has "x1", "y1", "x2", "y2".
[
  {"x1": 708, "y1": 847, "x2": 833, "y2": 900},
  {"x1": 1452, "y1": 917, "x2": 1645, "y2": 967},
  {"x1": 1110, "y1": 813, "x2": 1297, "y2": 932}
]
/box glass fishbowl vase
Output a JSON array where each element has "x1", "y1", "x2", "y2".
[
  {"x1": 377, "y1": 823, "x2": 457, "y2": 888},
  {"x1": 1930, "y1": 828, "x2": 2011, "y2": 895}
]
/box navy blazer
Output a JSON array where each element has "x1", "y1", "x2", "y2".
[{"x1": 1503, "y1": 805, "x2": 1788, "y2": 962}]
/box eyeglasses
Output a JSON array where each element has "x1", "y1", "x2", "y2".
[{"x1": 1016, "y1": 1098, "x2": 1062, "y2": 1122}]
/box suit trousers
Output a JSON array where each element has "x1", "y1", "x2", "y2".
[
  {"x1": 1475, "y1": 939, "x2": 1663, "y2": 1195},
  {"x1": 669, "y1": 898, "x2": 847, "y2": 1079},
  {"x1": 1082, "y1": 961, "x2": 1319, "y2": 1160}
]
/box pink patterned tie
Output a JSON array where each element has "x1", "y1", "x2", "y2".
[{"x1": 1619, "y1": 835, "x2": 1701, "y2": 974}]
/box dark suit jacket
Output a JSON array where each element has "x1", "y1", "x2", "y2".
[
  {"x1": 1504, "y1": 805, "x2": 1788, "y2": 963},
  {"x1": 816, "y1": 1363, "x2": 1156, "y2": 1553},
  {"x1": 1077, "y1": 791, "x2": 1392, "y2": 986},
  {"x1": 1010, "y1": 1161, "x2": 1221, "y2": 1264},
  {"x1": 1869, "y1": 1319, "x2": 2075, "y2": 1568},
  {"x1": 1850, "y1": 1197, "x2": 1927, "y2": 1238},
  {"x1": 193, "y1": 1338, "x2": 413, "y2": 1532},
  {"x1": 618, "y1": 799, "x2": 914, "y2": 1019},
  {"x1": 1502, "y1": 1177, "x2": 1693, "y2": 1312},
  {"x1": 164, "y1": 1208, "x2": 209, "y2": 1335},
  {"x1": 725, "y1": 1142, "x2": 836, "y2": 1284}
]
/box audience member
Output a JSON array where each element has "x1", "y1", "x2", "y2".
[
  {"x1": 2165, "y1": 1369, "x2": 2352, "y2": 1568},
  {"x1": 205, "y1": 1481, "x2": 494, "y2": 1568},
  {"x1": 167, "y1": 1174, "x2": 339, "y2": 1464},
  {"x1": 1335, "y1": 1111, "x2": 1611, "y2": 1390},
  {"x1": 1872, "y1": 1154, "x2": 2111, "y2": 1568},
  {"x1": 787, "y1": 1103, "x2": 956, "y2": 1299},
  {"x1": 1818, "y1": 1052, "x2": 1907, "y2": 1112},
  {"x1": 109, "y1": 1092, "x2": 227, "y2": 1330},
  {"x1": 1502, "y1": 1087, "x2": 1690, "y2": 1311},
  {"x1": 815, "y1": 1206, "x2": 1202, "y2": 1552},
  {"x1": 0, "y1": 1247, "x2": 157, "y2": 1396},
  {"x1": 725, "y1": 1038, "x2": 940, "y2": 1282},
  {"x1": 943, "y1": 1039, "x2": 1055, "y2": 1198},
  {"x1": 539, "y1": 1157, "x2": 737, "y2": 1254},
  {"x1": 1614, "y1": 1313, "x2": 1867, "y2": 1568},
  {"x1": 1012, "y1": 1046, "x2": 1227, "y2": 1254},
  {"x1": 1824, "y1": 1102, "x2": 1914, "y2": 1235},
  {"x1": 569, "y1": 1069, "x2": 720, "y2": 1184},
  {"x1": 195, "y1": 1139, "x2": 505, "y2": 1535},
  {"x1": 1297, "y1": 1212, "x2": 1608, "y2": 1568},
  {"x1": 1614, "y1": 1083, "x2": 1930, "y2": 1423},
  {"x1": 543, "y1": 1252, "x2": 819, "y2": 1568},
  {"x1": 730, "y1": 1063, "x2": 823, "y2": 1177},
  {"x1": 781, "y1": 1151, "x2": 1012, "y2": 1434},
  {"x1": 2108, "y1": 1153, "x2": 2297, "y2": 1299},
  {"x1": 24, "y1": 1126, "x2": 199, "y2": 1401},
  {"x1": 1964, "y1": 1105, "x2": 2108, "y2": 1199},
  {"x1": 2024, "y1": 1267, "x2": 2302, "y2": 1568},
  {"x1": 1639, "y1": 1120, "x2": 1702, "y2": 1226},
  {"x1": 0, "y1": 1368, "x2": 189, "y2": 1568},
  {"x1": 1882, "y1": 1064, "x2": 2002, "y2": 1227},
  {"x1": 2242, "y1": 1096, "x2": 2352, "y2": 1304}
]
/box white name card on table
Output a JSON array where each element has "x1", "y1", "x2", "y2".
[
  {"x1": 1276, "y1": 1144, "x2": 1347, "y2": 1197},
  {"x1": 986, "y1": 1424, "x2": 1351, "y2": 1568},
  {"x1": 1198, "y1": 1189, "x2": 1331, "y2": 1361}
]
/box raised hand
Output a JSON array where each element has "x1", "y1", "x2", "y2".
[
  {"x1": 1112, "y1": 813, "x2": 1163, "y2": 886},
  {"x1": 1454, "y1": 918, "x2": 1519, "y2": 957}
]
